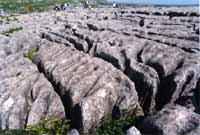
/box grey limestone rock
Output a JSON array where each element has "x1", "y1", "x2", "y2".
[
  {"x1": 126, "y1": 126, "x2": 141, "y2": 135},
  {"x1": 35, "y1": 43, "x2": 143, "y2": 133},
  {"x1": 139, "y1": 105, "x2": 200, "y2": 135},
  {"x1": 68, "y1": 129, "x2": 80, "y2": 135},
  {"x1": 0, "y1": 6, "x2": 200, "y2": 134},
  {"x1": 0, "y1": 55, "x2": 65, "y2": 129}
]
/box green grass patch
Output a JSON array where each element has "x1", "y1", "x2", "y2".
[
  {"x1": 93, "y1": 115, "x2": 136, "y2": 135},
  {"x1": 0, "y1": 0, "x2": 78, "y2": 14},
  {"x1": 25, "y1": 48, "x2": 37, "y2": 62},
  {"x1": 0, "y1": 0, "x2": 108, "y2": 14},
  {"x1": 0, "y1": 117, "x2": 70, "y2": 135},
  {"x1": 0, "y1": 16, "x2": 18, "y2": 24},
  {"x1": 0, "y1": 129, "x2": 36, "y2": 135},
  {"x1": 26, "y1": 117, "x2": 70, "y2": 135},
  {"x1": 0, "y1": 114, "x2": 136, "y2": 135},
  {"x1": 2, "y1": 27, "x2": 23, "y2": 36}
]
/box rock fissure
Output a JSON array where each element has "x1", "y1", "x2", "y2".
[{"x1": 0, "y1": 6, "x2": 200, "y2": 135}]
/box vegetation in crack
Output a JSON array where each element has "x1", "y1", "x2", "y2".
[
  {"x1": 0, "y1": 129, "x2": 36, "y2": 135},
  {"x1": 93, "y1": 114, "x2": 136, "y2": 135},
  {"x1": 0, "y1": 117, "x2": 70, "y2": 135},
  {"x1": 26, "y1": 117, "x2": 70, "y2": 135},
  {"x1": 0, "y1": 16, "x2": 18, "y2": 25},
  {"x1": 2, "y1": 27, "x2": 23, "y2": 36},
  {"x1": 25, "y1": 48, "x2": 37, "y2": 62}
]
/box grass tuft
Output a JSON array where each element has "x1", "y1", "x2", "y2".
[
  {"x1": 25, "y1": 48, "x2": 37, "y2": 62},
  {"x1": 0, "y1": 117, "x2": 70, "y2": 135},
  {"x1": 93, "y1": 115, "x2": 136, "y2": 135},
  {"x1": 0, "y1": 129, "x2": 35, "y2": 135},
  {"x1": 26, "y1": 117, "x2": 70, "y2": 135},
  {"x1": 3, "y1": 27, "x2": 23, "y2": 35}
]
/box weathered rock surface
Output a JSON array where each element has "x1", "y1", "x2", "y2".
[
  {"x1": 40, "y1": 7, "x2": 199, "y2": 113},
  {"x1": 197, "y1": 80, "x2": 200, "y2": 113},
  {"x1": 0, "y1": 5, "x2": 199, "y2": 134},
  {"x1": 139, "y1": 105, "x2": 200, "y2": 135},
  {"x1": 0, "y1": 55, "x2": 65, "y2": 129},
  {"x1": 126, "y1": 126, "x2": 141, "y2": 135},
  {"x1": 126, "y1": 60, "x2": 159, "y2": 113},
  {"x1": 163, "y1": 54, "x2": 200, "y2": 111},
  {"x1": 68, "y1": 129, "x2": 80, "y2": 135},
  {"x1": 35, "y1": 43, "x2": 143, "y2": 133}
]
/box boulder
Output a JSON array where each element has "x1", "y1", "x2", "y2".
[
  {"x1": 35, "y1": 43, "x2": 143, "y2": 133},
  {"x1": 125, "y1": 60, "x2": 159, "y2": 113},
  {"x1": 169, "y1": 54, "x2": 200, "y2": 111},
  {"x1": 139, "y1": 105, "x2": 200, "y2": 135},
  {"x1": 68, "y1": 129, "x2": 80, "y2": 135},
  {"x1": 126, "y1": 126, "x2": 141, "y2": 135},
  {"x1": 0, "y1": 55, "x2": 65, "y2": 129},
  {"x1": 141, "y1": 44, "x2": 185, "y2": 78}
]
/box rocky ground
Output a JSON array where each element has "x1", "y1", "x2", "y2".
[{"x1": 0, "y1": 6, "x2": 199, "y2": 135}]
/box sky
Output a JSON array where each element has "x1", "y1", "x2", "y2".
[{"x1": 108, "y1": 0, "x2": 199, "y2": 5}]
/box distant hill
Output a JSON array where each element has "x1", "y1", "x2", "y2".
[{"x1": 0, "y1": 0, "x2": 108, "y2": 14}]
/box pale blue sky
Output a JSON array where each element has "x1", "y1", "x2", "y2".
[{"x1": 108, "y1": 0, "x2": 199, "y2": 5}]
